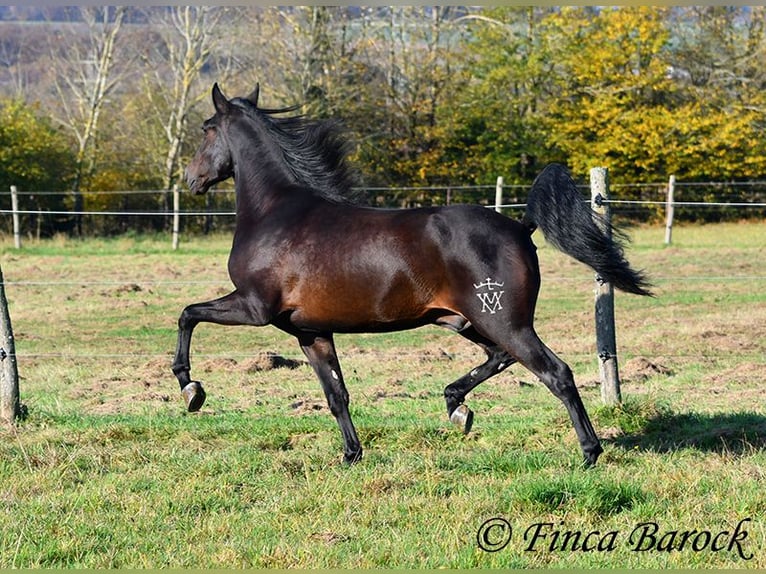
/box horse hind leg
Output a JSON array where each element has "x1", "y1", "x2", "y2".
[
  {"x1": 298, "y1": 332, "x2": 362, "y2": 464},
  {"x1": 443, "y1": 325, "x2": 517, "y2": 434},
  {"x1": 504, "y1": 326, "x2": 603, "y2": 466}
]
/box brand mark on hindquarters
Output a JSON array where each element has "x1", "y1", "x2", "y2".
[{"x1": 473, "y1": 278, "x2": 505, "y2": 314}]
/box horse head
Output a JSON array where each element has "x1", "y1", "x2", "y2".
[
  {"x1": 184, "y1": 83, "x2": 236, "y2": 195},
  {"x1": 186, "y1": 81, "x2": 360, "y2": 202}
]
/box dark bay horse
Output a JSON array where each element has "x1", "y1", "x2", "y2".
[{"x1": 173, "y1": 83, "x2": 652, "y2": 466}]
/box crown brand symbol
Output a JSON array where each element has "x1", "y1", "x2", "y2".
[{"x1": 473, "y1": 278, "x2": 505, "y2": 291}]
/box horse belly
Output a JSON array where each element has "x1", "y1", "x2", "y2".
[{"x1": 285, "y1": 266, "x2": 439, "y2": 333}]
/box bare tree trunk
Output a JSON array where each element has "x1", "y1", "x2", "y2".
[
  {"x1": 301, "y1": 7, "x2": 333, "y2": 115},
  {"x1": 142, "y1": 6, "x2": 224, "y2": 227},
  {"x1": 51, "y1": 6, "x2": 126, "y2": 236},
  {"x1": 387, "y1": 7, "x2": 399, "y2": 139},
  {"x1": 157, "y1": 7, "x2": 222, "y2": 193}
]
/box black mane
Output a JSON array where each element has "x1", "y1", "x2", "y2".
[{"x1": 231, "y1": 97, "x2": 363, "y2": 204}]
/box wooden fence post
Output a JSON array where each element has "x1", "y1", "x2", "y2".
[
  {"x1": 664, "y1": 174, "x2": 676, "y2": 246},
  {"x1": 590, "y1": 167, "x2": 621, "y2": 405},
  {"x1": 0, "y1": 264, "x2": 20, "y2": 423},
  {"x1": 10, "y1": 186, "x2": 21, "y2": 249},
  {"x1": 494, "y1": 176, "x2": 503, "y2": 213},
  {"x1": 172, "y1": 184, "x2": 180, "y2": 251}
]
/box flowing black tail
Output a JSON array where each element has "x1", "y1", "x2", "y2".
[{"x1": 522, "y1": 163, "x2": 653, "y2": 296}]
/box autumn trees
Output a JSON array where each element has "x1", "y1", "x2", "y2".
[
  {"x1": 1, "y1": 6, "x2": 765, "y2": 235},
  {"x1": 431, "y1": 6, "x2": 766, "y2": 187},
  {"x1": 0, "y1": 99, "x2": 75, "y2": 236},
  {"x1": 539, "y1": 6, "x2": 766, "y2": 182}
]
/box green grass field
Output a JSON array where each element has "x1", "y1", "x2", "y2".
[{"x1": 0, "y1": 221, "x2": 764, "y2": 568}]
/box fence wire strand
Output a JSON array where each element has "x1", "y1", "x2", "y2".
[{"x1": 4, "y1": 200, "x2": 766, "y2": 218}]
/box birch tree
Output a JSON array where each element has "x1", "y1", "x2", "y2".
[
  {"x1": 49, "y1": 6, "x2": 126, "y2": 234},
  {"x1": 261, "y1": 6, "x2": 362, "y2": 115},
  {"x1": 144, "y1": 6, "x2": 226, "y2": 194}
]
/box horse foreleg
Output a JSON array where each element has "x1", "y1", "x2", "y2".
[
  {"x1": 172, "y1": 290, "x2": 266, "y2": 412},
  {"x1": 298, "y1": 333, "x2": 362, "y2": 464},
  {"x1": 444, "y1": 326, "x2": 516, "y2": 434}
]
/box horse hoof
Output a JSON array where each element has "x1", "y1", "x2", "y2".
[
  {"x1": 182, "y1": 382, "x2": 206, "y2": 412},
  {"x1": 583, "y1": 443, "x2": 603, "y2": 468},
  {"x1": 344, "y1": 448, "x2": 363, "y2": 465},
  {"x1": 450, "y1": 404, "x2": 474, "y2": 435}
]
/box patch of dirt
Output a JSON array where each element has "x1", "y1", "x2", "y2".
[
  {"x1": 73, "y1": 379, "x2": 176, "y2": 416},
  {"x1": 116, "y1": 283, "x2": 143, "y2": 294},
  {"x1": 143, "y1": 357, "x2": 172, "y2": 380},
  {"x1": 98, "y1": 283, "x2": 150, "y2": 299},
  {"x1": 577, "y1": 377, "x2": 600, "y2": 388},
  {"x1": 576, "y1": 358, "x2": 671, "y2": 388},
  {"x1": 361, "y1": 372, "x2": 447, "y2": 402},
  {"x1": 700, "y1": 329, "x2": 727, "y2": 340},
  {"x1": 131, "y1": 391, "x2": 171, "y2": 403},
  {"x1": 135, "y1": 353, "x2": 303, "y2": 381},
  {"x1": 599, "y1": 426, "x2": 624, "y2": 440},
  {"x1": 621, "y1": 357, "x2": 673, "y2": 383},
  {"x1": 240, "y1": 352, "x2": 304, "y2": 372},
  {"x1": 366, "y1": 387, "x2": 432, "y2": 401},
  {"x1": 696, "y1": 328, "x2": 763, "y2": 353},
  {"x1": 704, "y1": 362, "x2": 765, "y2": 385},
  {"x1": 198, "y1": 357, "x2": 239, "y2": 373},
  {"x1": 289, "y1": 398, "x2": 325, "y2": 415},
  {"x1": 417, "y1": 348, "x2": 455, "y2": 363}
]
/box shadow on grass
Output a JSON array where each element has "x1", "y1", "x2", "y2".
[{"x1": 606, "y1": 409, "x2": 766, "y2": 455}]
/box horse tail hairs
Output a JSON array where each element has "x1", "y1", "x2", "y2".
[{"x1": 522, "y1": 163, "x2": 653, "y2": 297}]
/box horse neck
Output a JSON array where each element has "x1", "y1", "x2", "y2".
[{"x1": 229, "y1": 123, "x2": 299, "y2": 218}]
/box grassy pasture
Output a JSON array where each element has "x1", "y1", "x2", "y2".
[{"x1": 0, "y1": 221, "x2": 764, "y2": 568}]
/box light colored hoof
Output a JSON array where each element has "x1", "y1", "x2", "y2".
[
  {"x1": 450, "y1": 404, "x2": 474, "y2": 435},
  {"x1": 182, "y1": 382, "x2": 206, "y2": 412}
]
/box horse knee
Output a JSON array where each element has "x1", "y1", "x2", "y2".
[{"x1": 177, "y1": 307, "x2": 192, "y2": 330}]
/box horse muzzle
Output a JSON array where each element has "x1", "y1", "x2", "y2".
[
  {"x1": 185, "y1": 169, "x2": 209, "y2": 195},
  {"x1": 187, "y1": 178, "x2": 209, "y2": 195}
]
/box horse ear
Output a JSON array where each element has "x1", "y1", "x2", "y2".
[
  {"x1": 212, "y1": 83, "x2": 230, "y2": 114},
  {"x1": 245, "y1": 83, "x2": 260, "y2": 107}
]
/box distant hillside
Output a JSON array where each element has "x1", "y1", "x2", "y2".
[{"x1": 0, "y1": 6, "x2": 155, "y2": 23}]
